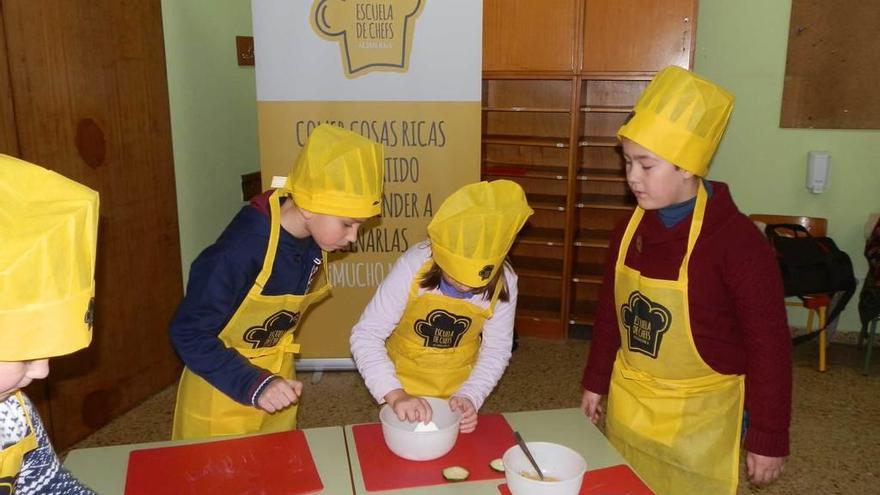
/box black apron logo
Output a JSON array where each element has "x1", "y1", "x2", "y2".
[
  {"x1": 414, "y1": 309, "x2": 472, "y2": 349},
  {"x1": 620, "y1": 291, "x2": 672, "y2": 358},
  {"x1": 479, "y1": 265, "x2": 494, "y2": 281},
  {"x1": 243, "y1": 310, "x2": 300, "y2": 348}
]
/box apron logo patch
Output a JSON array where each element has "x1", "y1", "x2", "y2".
[
  {"x1": 243, "y1": 310, "x2": 300, "y2": 348},
  {"x1": 414, "y1": 309, "x2": 472, "y2": 349},
  {"x1": 621, "y1": 291, "x2": 672, "y2": 358},
  {"x1": 479, "y1": 265, "x2": 494, "y2": 281}
]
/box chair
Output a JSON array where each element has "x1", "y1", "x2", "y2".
[{"x1": 749, "y1": 214, "x2": 830, "y2": 372}]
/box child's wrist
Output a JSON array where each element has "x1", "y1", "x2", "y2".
[{"x1": 383, "y1": 388, "x2": 407, "y2": 406}]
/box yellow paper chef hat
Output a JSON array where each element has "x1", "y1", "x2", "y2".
[
  {"x1": 0, "y1": 155, "x2": 99, "y2": 361},
  {"x1": 428, "y1": 180, "x2": 533, "y2": 288},
  {"x1": 618, "y1": 66, "x2": 734, "y2": 177},
  {"x1": 283, "y1": 124, "x2": 384, "y2": 218}
]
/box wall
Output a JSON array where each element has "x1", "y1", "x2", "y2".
[
  {"x1": 695, "y1": 0, "x2": 878, "y2": 332},
  {"x1": 161, "y1": 0, "x2": 259, "y2": 281}
]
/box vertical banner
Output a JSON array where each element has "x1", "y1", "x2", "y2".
[{"x1": 253, "y1": 0, "x2": 482, "y2": 363}]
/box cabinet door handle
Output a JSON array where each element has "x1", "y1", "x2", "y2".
[{"x1": 681, "y1": 17, "x2": 690, "y2": 53}]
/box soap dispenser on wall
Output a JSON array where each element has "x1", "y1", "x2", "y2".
[{"x1": 806, "y1": 151, "x2": 831, "y2": 194}]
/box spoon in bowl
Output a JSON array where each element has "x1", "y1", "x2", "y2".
[{"x1": 513, "y1": 431, "x2": 544, "y2": 481}]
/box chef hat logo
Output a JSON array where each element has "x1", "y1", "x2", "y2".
[{"x1": 311, "y1": 0, "x2": 424, "y2": 78}]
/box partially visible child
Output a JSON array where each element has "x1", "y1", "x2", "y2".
[
  {"x1": 171, "y1": 124, "x2": 384, "y2": 439},
  {"x1": 580, "y1": 67, "x2": 791, "y2": 494},
  {"x1": 351, "y1": 180, "x2": 532, "y2": 433},
  {"x1": 0, "y1": 156, "x2": 99, "y2": 494}
]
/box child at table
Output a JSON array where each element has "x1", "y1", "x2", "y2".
[
  {"x1": 580, "y1": 66, "x2": 791, "y2": 494},
  {"x1": 351, "y1": 180, "x2": 533, "y2": 433},
  {"x1": 171, "y1": 124, "x2": 384, "y2": 439},
  {"x1": 0, "y1": 156, "x2": 99, "y2": 494}
]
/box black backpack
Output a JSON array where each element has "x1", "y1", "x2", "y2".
[{"x1": 764, "y1": 223, "x2": 857, "y2": 332}]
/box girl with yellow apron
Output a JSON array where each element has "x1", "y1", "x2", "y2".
[
  {"x1": 0, "y1": 393, "x2": 38, "y2": 495},
  {"x1": 172, "y1": 190, "x2": 330, "y2": 439},
  {"x1": 386, "y1": 260, "x2": 505, "y2": 398},
  {"x1": 606, "y1": 182, "x2": 744, "y2": 495}
]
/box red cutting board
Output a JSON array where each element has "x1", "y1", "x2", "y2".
[
  {"x1": 124, "y1": 430, "x2": 323, "y2": 495},
  {"x1": 352, "y1": 413, "x2": 513, "y2": 491},
  {"x1": 497, "y1": 464, "x2": 654, "y2": 495}
]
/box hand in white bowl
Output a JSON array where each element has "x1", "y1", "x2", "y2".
[{"x1": 384, "y1": 388, "x2": 433, "y2": 423}]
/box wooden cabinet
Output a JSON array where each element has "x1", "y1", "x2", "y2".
[
  {"x1": 483, "y1": 0, "x2": 580, "y2": 72},
  {"x1": 482, "y1": 0, "x2": 696, "y2": 338},
  {"x1": 583, "y1": 0, "x2": 697, "y2": 72}
]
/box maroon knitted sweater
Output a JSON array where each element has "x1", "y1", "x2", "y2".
[{"x1": 581, "y1": 181, "x2": 792, "y2": 457}]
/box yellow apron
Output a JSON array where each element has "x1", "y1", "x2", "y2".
[
  {"x1": 172, "y1": 190, "x2": 331, "y2": 440},
  {"x1": 606, "y1": 183, "x2": 744, "y2": 495},
  {"x1": 0, "y1": 392, "x2": 38, "y2": 495},
  {"x1": 386, "y1": 260, "x2": 503, "y2": 398}
]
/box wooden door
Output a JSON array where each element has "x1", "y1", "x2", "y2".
[
  {"x1": 582, "y1": 0, "x2": 697, "y2": 72},
  {"x1": 483, "y1": 0, "x2": 580, "y2": 72},
  {"x1": 1, "y1": 0, "x2": 182, "y2": 449}
]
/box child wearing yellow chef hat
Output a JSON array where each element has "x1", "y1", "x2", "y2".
[
  {"x1": 351, "y1": 180, "x2": 533, "y2": 433},
  {"x1": 580, "y1": 66, "x2": 791, "y2": 494},
  {"x1": 171, "y1": 124, "x2": 384, "y2": 440},
  {"x1": 0, "y1": 156, "x2": 99, "y2": 494}
]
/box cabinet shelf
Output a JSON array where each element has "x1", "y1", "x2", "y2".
[
  {"x1": 580, "y1": 104, "x2": 632, "y2": 113},
  {"x1": 526, "y1": 193, "x2": 567, "y2": 211},
  {"x1": 511, "y1": 255, "x2": 563, "y2": 280},
  {"x1": 483, "y1": 71, "x2": 576, "y2": 80},
  {"x1": 572, "y1": 262, "x2": 604, "y2": 284},
  {"x1": 577, "y1": 135, "x2": 619, "y2": 147},
  {"x1": 517, "y1": 295, "x2": 563, "y2": 321},
  {"x1": 483, "y1": 161, "x2": 568, "y2": 180},
  {"x1": 483, "y1": 106, "x2": 570, "y2": 113},
  {"x1": 569, "y1": 301, "x2": 599, "y2": 326},
  {"x1": 483, "y1": 134, "x2": 569, "y2": 148},
  {"x1": 575, "y1": 193, "x2": 635, "y2": 210},
  {"x1": 519, "y1": 227, "x2": 566, "y2": 247},
  {"x1": 576, "y1": 168, "x2": 626, "y2": 182},
  {"x1": 573, "y1": 228, "x2": 612, "y2": 248},
  {"x1": 581, "y1": 72, "x2": 655, "y2": 81}
]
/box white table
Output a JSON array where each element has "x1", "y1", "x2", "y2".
[
  {"x1": 64, "y1": 426, "x2": 352, "y2": 494},
  {"x1": 345, "y1": 408, "x2": 628, "y2": 495}
]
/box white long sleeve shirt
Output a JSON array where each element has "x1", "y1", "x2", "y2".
[{"x1": 350, "y1": 241, "x2": 518, "y2": 410}]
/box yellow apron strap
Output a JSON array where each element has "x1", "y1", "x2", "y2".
[
  {"x1": 484, "y1": 270, "x2": 505, "y2": 316},
  {"x1": 253, "y1": 189, "x2": 284, "y2": 291},
  {"x1": 677, "y1": 181, "x2": 708, "y2": 280},
  {"x1": 617, "y1": 208, "x2": 645, "y2": 272}
]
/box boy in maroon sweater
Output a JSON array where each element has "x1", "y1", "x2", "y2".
[{"x1": 580, "y1": 67, "x2": 791, "y2": 494}]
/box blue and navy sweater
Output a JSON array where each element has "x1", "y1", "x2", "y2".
[
  {"x1": 1, "y1": 393, "x2": 95, "y2": 494},
  {"x1": 169, "y1": 191, "x2": 322, "y2": 406}
]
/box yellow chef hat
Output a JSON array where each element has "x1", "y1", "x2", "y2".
[
  {"x1": 618, "y1": 66, "x2": 734, "y2": 177},
  {"x1": 0, "y1": 155, "x2": 99, "y2": 361},
  {"x1": 428, "y1": 180, "x2": 533, "y2": 288},
  {"x1": 283, "y1": 124, "x2": 384, "y2": 218}
]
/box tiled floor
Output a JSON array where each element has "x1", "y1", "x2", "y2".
[{"x1": 68, "y1": 336, "x2": 880, "y2": 495}]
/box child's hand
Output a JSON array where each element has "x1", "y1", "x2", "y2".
[
  {"x1": 580, "y1": 389, "x2": 603, "y2": 425},
  {"x1": 746, "y1": 451, "x2": 785, "y2": 485},
  {"x1": 256, "y1": 378, "x2": 303, "y2": 413},
  {"x1": 449, "y1": 396, "x2": 477, "y2": 433},
  {"x1": 384, "y1": 389, "x2": 433, "y2": 424}
]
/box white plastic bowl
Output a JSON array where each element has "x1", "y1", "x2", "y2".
[
  {"x1": 379, "y1": 396, "x2": 462, "y2": 461},
  {"x1": 502, "y1": 441, "x2": 587, "y2": 495}
]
